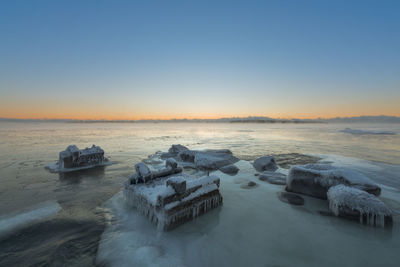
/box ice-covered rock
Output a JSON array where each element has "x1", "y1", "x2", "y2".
[
  {"x1": 178, "y1": 150, "x2": 197, "y2": 162},
  {"x1": 219, "y1": 164, "x2": 239, "y2": 175},
  {"x1": 166, "y1": 158, "x2": 178, "y2": 169},
  {"x1": 259, "y1": 171, "x2": 287, "y2": 185},
  {"x1": 253, "y1": 156, "x2": 278, "y2": 172},
  {"x1": 135, "y1": 163, "x2": 152, "y2": 179},
  {"x1": 195, "y1": 153, "x2": 231, "y2": 171},
  {"x1": 124, "y1": 174, "x2": 223, "y2": 231},
  {"x1": 45, "y1": 144, "x2": 112, "y2": 173},
  {"x1": 327, "y1": 185, "x2": 392, "y2": 228},
  {"x1": 286, "y1": 164, "x2": 381, "y2": 199},
  {"x1": 166, "y1": 176, "x2": 186, "y2": 194}
]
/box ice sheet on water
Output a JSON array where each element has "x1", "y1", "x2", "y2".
[
  {"x1": 0, "y1": 201, "x2": 61, "y2": 238},
  {"x1": 99, "y1": 159, "x2": 400, "y2": 267},
  {"x1": 340, "y1": 128, "x2": 396, "y2": 135}
]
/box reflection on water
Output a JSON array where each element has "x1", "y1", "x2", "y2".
[{"x1": 0, "y1": 122, "x2": 399, "y2": 266}]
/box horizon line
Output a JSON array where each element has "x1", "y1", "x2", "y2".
[{"x1": 1, "y1": 115, "x2": 399, "y2": 122}]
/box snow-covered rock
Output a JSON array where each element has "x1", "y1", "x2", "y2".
[
  {"x1": 135, "y1": 163, "x2": 152, "y2": 179},
  {"x1": 259, "y1": 171, "x2": 287, "y2": 185},
  {"x1": 253, "y1": 156, "x2": 278, "y2": 172},
  {"x1": 219, "y1": 164, "x2": 239, "y2": 175},
  {"x1": 286, "y1": 164, "x2": 381, "y2": 199},
  {"x1": 327, "y1": 185, "x2": 392, "y2": 228},
  {"x1": 45, "y1": 144, "x2": 111, "y2": 173},
  {"x1": 166, "y1": 176, "x2": 186, "y2": 194}
]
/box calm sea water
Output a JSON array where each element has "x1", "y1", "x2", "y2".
[{"x1": 0, "y1": 122, "x2": 399, "y2": 266}]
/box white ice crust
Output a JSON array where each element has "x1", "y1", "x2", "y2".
[
  {"x1": 327, "y1": 184, "x2": 392, "y2": 227},
  {"x1": 287, "y1": 164, "x2": 378, "y2": 189}
]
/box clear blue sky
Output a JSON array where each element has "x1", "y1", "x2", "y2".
[{"x1": 0, "y1": 0, "x2": 399, "y2": 119}]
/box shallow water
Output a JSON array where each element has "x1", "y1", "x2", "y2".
[{"x1": 0, "y1": 122, "x2": 399, "y2": 266}]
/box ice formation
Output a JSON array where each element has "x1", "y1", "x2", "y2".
[
  {"x1": 45, "y1": 144, "x2": 112, "y2": 173},
  {"x1": 286, "y1": 164, "x2": 381, "y2": 199},
  {"x1": 0, "y1": 201, "x2": 61, "y2": 238},
  {"x1": 340, "y1": 128, "x2": 396, "y2": 135},
  {"x1": 253, "y1": 156, "x2": 278, "y2": 172},
  {"x1": 327, "y1": 184, "x2": 392, "y2": 228},
  {"x1": 161, "y1": 144, "x2": 239, "y2": 172},
  {"x1": 124, "y1": 161, "x2": 223, "y2": 230}
]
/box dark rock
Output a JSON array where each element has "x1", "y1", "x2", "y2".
[
  {"x1": 253, "y1": 156, "x2": 278, "y2": 172},
  {"x1": 318, "y1": 210, "x2": 335, "y2": 217},
  {"x1": 278, "y1": 192, "x2": 304, "y2": 206},
  {"x1": 178, "y1": 150, "x2": 196, "y2": 162},
  {"x1": 168, "y1": 144, "x2": 189, "y2": 155},
  {"x1": 240, "y1": 181, "x2": 259, "y2": 189},
  {"x1": 259, "y1": 171, "x2": 287, "y2": 185},
  {"x1": 219, "y1": 164, "x2": 239, "y2": 175},
  {"x1": 248, "y1": 181, "x2": 257, "y2": 187}
]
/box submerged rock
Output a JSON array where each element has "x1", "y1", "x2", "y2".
[
  {"x1": 327, "y1": 184, "x2": 392, "y2": 228},
  {"x1": 253, "y1": 156, "x2": 278, "y2": 172},
  {"x1": 240, "y1": 181, "x2": 259, "y2": 189},
  {"x1": 259, "y1": 171, "x2": 287, "y2": 185},
  {"x1": 278, "y1": 192, "x2": 304, "y2": 206},
  {"x1": 219, "y1": 164, "x2": 239, "y2": 175},
  {"x1": 286, "y1": 164, "x2": 381, "y2": 199}
]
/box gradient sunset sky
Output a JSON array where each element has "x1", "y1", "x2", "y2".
[{"x1": 1, "y1": 0, "x2": 399, "y2": 120}]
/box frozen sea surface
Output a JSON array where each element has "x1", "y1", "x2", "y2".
[{"x1": 0, "y1": 122, "x2": 399, "y2": 266}]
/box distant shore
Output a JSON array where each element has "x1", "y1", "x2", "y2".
[{"x1": 0, "y1": 116, "x2": 399, "y2": 124}]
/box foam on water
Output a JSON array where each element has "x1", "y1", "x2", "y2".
[{"x1": 0, "y1": 201, "x2": 61, "y2": 238}]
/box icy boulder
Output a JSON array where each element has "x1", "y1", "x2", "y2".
[
  {"x1": 178, "y1": 150, "x2": 197, "y2": 163},
  {"x1": 327, "y1": 185, "x2": 392, "y2": 228},
  {"x1": 124, "y1": 174, "x2": 223, "y2": 231},
  {"x1": 286, "y1": 164, "x2": 381, "y2": 199},
  {"x1": 253, "y1": 156, "x2": 278, "y2": 172}
]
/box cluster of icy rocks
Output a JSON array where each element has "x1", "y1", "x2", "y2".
[
  {"x1": 124, "y1": 146, "x2": 226, "y2": 230},
  {"x1": 160, "y1": 144, "x2": 240, "y2": 175},
  {"x1": 252, "y1": 155, "x2": 393, "y2": 228},
  {"x1": 126, "y1": 144, "x2": 394, "y2": 229}
]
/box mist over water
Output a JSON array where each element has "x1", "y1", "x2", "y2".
[{"x1": 0, "y1": 122, "x2": 399, "y2": 266}]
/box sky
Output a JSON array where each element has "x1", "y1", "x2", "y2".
[{"x1": 0, "y1": 0, "x2": 399, "y2": 120}]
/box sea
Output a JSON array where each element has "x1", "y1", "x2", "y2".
[{"x1": 0, "y1": 121, "x2": 399, "y2": 266}]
